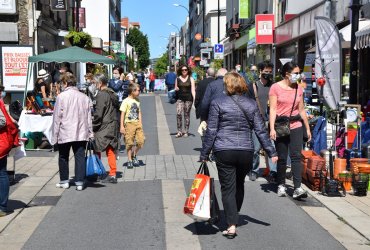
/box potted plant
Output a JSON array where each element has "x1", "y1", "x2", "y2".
[{"x1": 66, "y1": 30, "x2": 92, "y2": 49}]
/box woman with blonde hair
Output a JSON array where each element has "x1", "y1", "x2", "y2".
[{"x1": 201, "y1": 72, "x2": 277, "y2": 239}]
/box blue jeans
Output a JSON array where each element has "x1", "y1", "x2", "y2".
[
  {"x1": 252, "y1": 131, "x2": 277, "y2": 173},
  {"x1": 0, "y1": 157, "x2": 9, "y2": 212}
]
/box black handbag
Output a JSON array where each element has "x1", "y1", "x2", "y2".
[{"x1": 274, "y1": 86, "x2": 298, "y2": 138}]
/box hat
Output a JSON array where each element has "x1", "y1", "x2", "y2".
[{"x1": 37, "y1": 69, "x2": 49, "y2": 78}]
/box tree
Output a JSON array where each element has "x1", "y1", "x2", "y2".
[
  {"x1": 128, "y1": 56, "x2": 136, "y2": 72},
  {"x1": 127, "y1": 28, "x2": 150, "y2": 69},
  {"x1": 154, "y1": 52, "x2": 169, "y2": 77}
]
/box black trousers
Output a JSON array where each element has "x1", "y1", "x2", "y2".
[
  {"x1": 214, "y1": 150, "x2": 253, "y2": 226},
  {"x1": 58, "y1": 141, "x2": 87, "y2": 185},
  {"x1": 275, "y1": 126, "x2": 303, "y2": 189}
]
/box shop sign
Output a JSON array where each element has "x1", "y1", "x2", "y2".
[
  {"x1": 0, "y1": 46, "x2": 34, "y2": 92},
  {"x1": 255, "y1": 14, "x2": 274, "y2": 45},
  {"x1": 50, "y1": 0, "x2": 67, "y2": 11},
  {"x1": 0, "y1": 0, "x2": 16, "y2": 14},
  {"x1": 239, "y1": 0, "x2": 249, "y2": 19},
  {"x1": 74, "y1": 8, "x2": 86, "y2": 28}
]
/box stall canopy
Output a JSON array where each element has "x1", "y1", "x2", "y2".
[
  {"x1": 28, "y1": 46, "x2": 115, "y2": 64},
  {"x1": 24, "y1": 46, "x2": 115, "y2": 106},
  {"x1": 355, "y1": 24, "x2": 370, "y2": 49}
]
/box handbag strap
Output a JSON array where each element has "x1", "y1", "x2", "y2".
[
  {"x1": 197, "y1": 162, "x2": 210, "y2": 176},
  {"x1": 288, "y1": 86, "x2": 298, "y2": 119},
  {"x1": 229, "y1": 96, "x2": 253, "y2": 129}
]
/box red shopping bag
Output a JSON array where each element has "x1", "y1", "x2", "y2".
[{"x1": 184, "y1": 163, "x2": 211, "y2": 221}]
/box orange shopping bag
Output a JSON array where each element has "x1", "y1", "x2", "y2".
[{"x1": 184, "y1": 163, "x2": 211, "y2": 221}]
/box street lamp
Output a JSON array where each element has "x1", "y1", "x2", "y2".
[
  {"x1": 173, "y1": 3, "x2": 191, "y2": 57},
  {"x1": 168, "y1": 22, "x2": 180, "y2": 33}
]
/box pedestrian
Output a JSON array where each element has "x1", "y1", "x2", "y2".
[
  {"x1": 84, "y1": 73, "x2": 98, "y2": 106},
  {"x1": 52, "y1": 73, "x2": 93, "y2": 191},
  {"x1": 200, "y1": 68, "x2": 228, "y2": 122},
  {"x1": 194, "y1": 67, "x2": 215, "y2": 120},
  {"x1": 120, "y1": 83, "x2": 145, "y2": 169},
  {"x1": 165, "y1": 66, "x2": 177, "y2": 92},
  {"x1": 174, "y1": 65, "x2": 195, "y2": 138},
  {"x1": 235, "y1": 64, "x2": 246, "y2": 79},
  {"x1": 127, "y1": 70, "x2": 135, "y2": 83},
  {"x1": 149, "y1": 69, "x2": 156, "y2": 93},
  {"x1": 108, "y1": 66, "x2": 130, "y2": 105},
  {"x1": 249, "y1": 61, "x2": 277, "y2": 182},
  {"x1": 137, "y1": 69, "x2": 145, "y2": 93},
  {"x1": 200, "y1": 72, "x2": 277, "y2": 239},
  {"x1": 269, "y1": 61, "x2": 311, "y2": 199},
  {"x1": 93, "y1": 74, "x2": 120, "y2": 184},
  {"x1": 34, "y1": 69, "x2": 51, "y2": 99},
  {"x1": 0, "y1": 85, "x2": 19, "y2": 217}
]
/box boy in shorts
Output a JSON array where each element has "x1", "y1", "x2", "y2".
[{"x1": 120, "y1": 83, "x2": 145, "y2": 168}]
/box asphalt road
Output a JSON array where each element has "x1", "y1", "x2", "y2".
[{"x1": 22, "y1": 93, "x2": 345, "y2": 250}]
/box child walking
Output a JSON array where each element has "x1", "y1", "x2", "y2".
[{"x1": 120, "y1": 83, "x2": 145, "y2": 168}]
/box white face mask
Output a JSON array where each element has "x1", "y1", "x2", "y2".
[
  {"x1": 290, "y1": 73, "x2": 300, "y2": 83},
  {"x1": 1, "y1": 91, "x2": 5, "y2": 98},
  {"x1": 113, "y1": 73, "x2": 120, "y2": 80}
]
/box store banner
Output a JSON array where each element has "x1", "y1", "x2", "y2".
[
  {"x1": 255, "y1": 14, "x2": 275, "y2": 44},
  {"x1": 50, "y1": 0, "x2": 67, "y2": 11},
  {"x1": 239, "y1": 0, "x2": 249, "y2": 19},
  {"x1": 314, "y1": 16, "x2": 341, "y2": 110},
  {"x1": 1, "y1": 46, "x2": 33, "y2": 92}
]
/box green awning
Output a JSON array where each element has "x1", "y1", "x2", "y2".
[{"x1": 28, "y1": 46, "x2": 115, "y2": 64}]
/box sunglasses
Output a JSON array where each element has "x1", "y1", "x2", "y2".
[{"x1": 181, "y1": 69, "x2": 188, "y2": 71}]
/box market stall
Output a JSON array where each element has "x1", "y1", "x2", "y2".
[{"x1": 20, "y1": 46, "x2": 115, "y2": 148}]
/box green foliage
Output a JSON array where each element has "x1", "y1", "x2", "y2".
[
  {"x1": 210, "y1": 59, "x2": 223, "y2": 72},
  {"x1": 192, "y1": 66, "x2": 205, "y2": 83},
  {"x1": 66, "y1": 29, "x2": 92, "y2": 49},
  {"x1": 127, "y1": 28, "x2": 150, "y2": 69},
  {"x1": 91, "y1": 64, "x2": 107, "y2": 75},
  {"x1": 128, "y1": 56, "x2": 136, "y2": 72},
  {"x1": 154, "y1": 52, "x2": 169, "y2": 77}
]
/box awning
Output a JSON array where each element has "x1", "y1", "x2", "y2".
[
  {"x1": 355, "y1": 24, "x2": 370, "y2": 49},
  {"x1": 304, "y1": 41, "x2": 350, "y2": 53},
  {"x1": 339, "y1": 19, "x2": 370, "y2": 41}
]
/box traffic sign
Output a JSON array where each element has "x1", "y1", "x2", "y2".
[{"x1": 214, "y1": 44, "x2": 224, "y2": 53}]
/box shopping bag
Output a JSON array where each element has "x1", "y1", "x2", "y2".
[
  {"x1": 167, "y1": 89, "x2": 177, "y2": 104},
  {"x1": 85, "y1": 141, "x2": 107, "y2": 177},
  {"x1": 209, "y1": 177, "x2": 220, "y2": 225},
  {"x1": 184, "y1": 162, "x2": 218, "y2": 222}
]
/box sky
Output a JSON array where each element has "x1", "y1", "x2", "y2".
[{"x1": 121, "y1": 0, "x2": 188, "y2": 59}]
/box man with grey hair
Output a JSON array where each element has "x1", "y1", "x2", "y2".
[
  {"x1": 194, "y1": 67, "x2": 215, "y2": 120},
  {"x1": 200, "y1": 68, "x2": 228, "y2": 122}
]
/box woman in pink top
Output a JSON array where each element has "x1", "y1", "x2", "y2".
[{"x1": 269, "y1": 62, "x2": 311, "y2": 199}]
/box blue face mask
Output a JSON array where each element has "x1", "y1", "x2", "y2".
[{"x1": 1, "y1": 91, "x2": 5, "y2": 98}]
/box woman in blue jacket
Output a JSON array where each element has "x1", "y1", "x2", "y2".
[{"x1": 200, "y1": 72, "x2": 278, "y2": 239}]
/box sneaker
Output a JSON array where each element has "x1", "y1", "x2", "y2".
[
  {"x1": 249, "y1": 172, "x2": 258, "y2": 181},
  {"x1": 293, "y1": 187, "x2": 308, "y2": 199},
  {"x1": 76, "y1": 185, "x2": 84, "y2": 191},
  {"x1": 56, "y1": 182, "x2": 70, "y2": 189},
  {"x1": 0, "y1": 210, "x2": 7, "y2": 217},
  {"x1": 277, "y1": 185, "x2": 287, "y2": 197},
  {"x1": 101, "y1": 176, "x2": 118, "y2": 184},
  {"x1": 127, "y1": 161, "x2": 134, "y2": 169},
  {"x1": 132, "y1": 156, "x2": 139, "y2": 167}
]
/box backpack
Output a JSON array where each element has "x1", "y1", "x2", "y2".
[{"x1": 0, "y1": 100, "x2": 19, "y2": 158}]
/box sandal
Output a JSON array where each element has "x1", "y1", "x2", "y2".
[
  {"x1": 222, "y1": 226, "x2": 237, "y2": 239},
  {"x1": 182, "y1": 133, "x2": 189, "y2": 138},
  {"x1": 175, "y1": 132, "x2": 182, "y2": 138}
]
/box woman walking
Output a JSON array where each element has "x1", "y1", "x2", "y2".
[
  {"x1": 93, "y1": 74, "x2": 120, "y2": 183},
  {"x1": 200, "y1": 72, "x2": 277, "y2": 239},
  {"x1": 174, "y1": 65, "x2": 195, "y2": 138},
  {"x1": 52, "y1": 73, "x2": 93, "y2": 191},
  {"x1": 269, "y1": 62, "x2": 311, "y2": 199}
]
